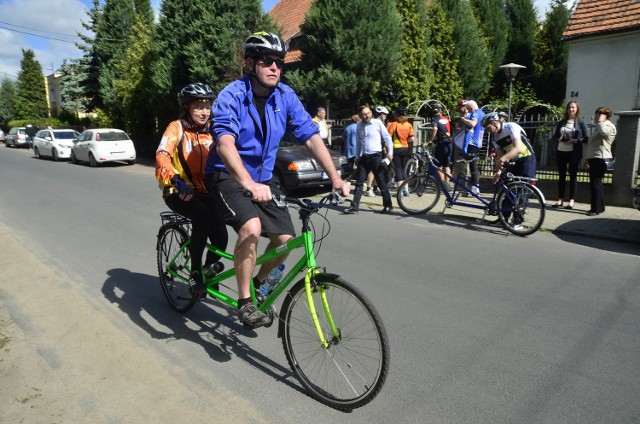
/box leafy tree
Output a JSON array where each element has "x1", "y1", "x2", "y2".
[
  {"x1": 471, "y1": 0, "x2": 509, "y2": 75},
  {"x1": 287, "y1": 0, "x2": 403, "y2": 115},
  {"x1": 14, "y1": 49, "x2": 49, "y2": 120},
  {"x1": 152, "y1": 0, "x2": 273, "y2": 127},
  {"x1": 113, "y1": 0, "x2": 155, "y2": 152},
  {"x1": 75, "y1": 0, "x2": 102, "y2": 111},
  {"x1": 0, "y1": 77, "x2": 17, "y2": 129},
  {"x1": 534, "y1": 0, "x2": 571, "y2": 105},
  {"x1": 383, "y1": 0, "x2": 432, "y2": 109},
  {"x1": 438, "y1": 0, "x2": 491, "y2": 100},
  {"x1": 426, "y1": 2, "x2": 464, "y2": 113}
]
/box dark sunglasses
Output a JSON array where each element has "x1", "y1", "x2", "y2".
[{"x1": 259, "y1": 57, "x2": 285, "y2": 69}]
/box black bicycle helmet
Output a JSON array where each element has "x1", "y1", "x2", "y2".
[
  {"x1": 178, "y1": 83, "x2": 215, "y2": 108},
  {"x1": 481, "y1": 111, "x2": 500, "y2": 127},
  {"x1": 243, "y1": 32, "x2": 287, "y2": 59},
  {"x1": 431, "y1": 103, "x2": 443, "y2": 114},
  {"x1": 396, "y1": 106, "x2": 409, "y2": 116}
]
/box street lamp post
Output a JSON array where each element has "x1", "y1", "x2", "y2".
[{"x1": 500, "y1": 63, "x2": 526, "y2": 120}]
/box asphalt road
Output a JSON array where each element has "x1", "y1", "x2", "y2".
[{"x1": 1, "y1": 146, "x2": 639, "y2": 423}]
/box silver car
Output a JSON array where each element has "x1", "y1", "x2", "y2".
[
  {"x1": 33, "y1": 129, "x2": 80, "y2": 161},
  {"x1": 5, "y1": 127, "x2": 27, "y2": 147}
]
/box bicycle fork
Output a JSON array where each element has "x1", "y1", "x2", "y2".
[{"x1": 305, "y1": 269, "x2": 341, "y2": 349}]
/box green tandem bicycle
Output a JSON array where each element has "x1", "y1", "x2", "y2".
[{"x1": 156, "y1": 192, "x2": 390, "y2": 410}]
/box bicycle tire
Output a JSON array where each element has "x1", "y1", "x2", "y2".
[
  {"x1": 397, "y1": 175, "x2": 440, "y2": 215},
  {"x1": 157, "y1": 224, "x2": 195, "y2": 312},
  {"x1": 404, "y1": 157, "x2": 418, "y2": 179},
  {"x1": 280, "y1": 274, "x2": 389, "y2": 411},
  {"x1": 496, "y1": 182, "x2": 545, "y2": 236}
]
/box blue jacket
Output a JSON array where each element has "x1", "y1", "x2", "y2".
[{"x1": 205, "y1": 75, "x2": 319, "y2": 183}]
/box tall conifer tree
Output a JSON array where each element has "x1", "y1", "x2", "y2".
[
  {"x1": 534, "y1": 0, "x2": 571, "y2": 105},
  {"x1": 0, "y1": 78, "x2": 17, "y2": 128},
  {"x1": 438, "y1": 0, "x2": 491, "y2": 100},
  {"x1": 288, "y1": 0, "x2": 403, "y2": 114},
  {"x1": 15, "y1": 49, "x2": 49, "y2": 120},
  {"x1": 384, "y1": 0, "x2": 432, "y2": 108},
  {"x1": 426, "y1": 2, "x2": 464, "y2": 112}
]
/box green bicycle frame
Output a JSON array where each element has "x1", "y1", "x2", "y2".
[{"x1": 164, "y1": 225, "x2": 339, "y2": 347}]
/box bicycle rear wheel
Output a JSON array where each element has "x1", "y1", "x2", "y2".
[
  {"x1": 157, "y1": 225, "x2": 195, "y2": 312},
  {"x1": 280, "y1": 274, "x2": 389, "y2": 411},
  {"x1": 404, "y1": 157, "x2": 418, "y2": 179},
  {"x1": 497, "y1": 182, "x2": 545, "y2": 236},
  {"x1": 397, "y1": 174, "x2": 440, "y2": 214}
]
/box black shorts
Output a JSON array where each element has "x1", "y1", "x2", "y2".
[
  {"x1": 205, "y1": 171, "x2": 296, "y2": 236},
  {"x1": 434, "y1": 142, "x2": 452, "y2": 167}
]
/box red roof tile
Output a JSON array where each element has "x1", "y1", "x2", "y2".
[
  {"x1": 269, "y1": 0, "x2": 314, "y2": 42},
  {"x1": 563, "y1": 0, "x2": 640, "y2": 40}
]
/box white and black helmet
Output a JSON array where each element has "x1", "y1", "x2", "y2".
[
  {"x1": 243, "y1": 31, "x2": 287, "y2": 59},
  {"x1": 374, "y1": 105, "x2": 390, "y2": 115},
  {"x1": 178, "y1": 83, "x2": 215, "y2": 108},
  {"x1": 481, "y1": 111, "x2": 500, "y2": 127}
]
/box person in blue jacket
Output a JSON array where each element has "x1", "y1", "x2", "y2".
[{"x1": 205, "y1": 31, "x2": 350, "y2": 328}]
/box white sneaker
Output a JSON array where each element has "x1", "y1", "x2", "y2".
[
  {"x1": 471, "y1": 186, "x2": 480, "y2": 195},
  {"x1": 364, "y1": 189, "x2": 375, "y2": 197},
  {"x1": 513, "y1": 224, "x2": 524, "y2": 231}
]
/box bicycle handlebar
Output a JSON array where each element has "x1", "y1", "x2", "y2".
[{"x1": 244, "y1": 190, "x2": 346, "y2": 211}]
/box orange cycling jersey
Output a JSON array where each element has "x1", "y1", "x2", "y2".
[
  {"x1": 387, "y1": 121, "x2": 414, "y2": 149},
  {"x1": 155, "y1": 120, "x2": 213, "y2": 194}
]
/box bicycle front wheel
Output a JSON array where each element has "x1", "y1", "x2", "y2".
[
  {"x1": 397, "y1": 174, "x2": 441, "y2": 214},
  {"x1": 157, "y1": 225, "x2": 195, "y2": 312},
  {"x1": 281, "y1": 274, "x2": 389, "y2": 411},
  {"x1": 497, "y1": 182, "x2": 545, "y2": 236}
]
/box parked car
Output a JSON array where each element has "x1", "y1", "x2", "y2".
[
  {"x1": 33, "y1": 129, "x2": 80, "y2": 161},
  {"x1": 273, "y1": 136, "x2": 350, "y2": 194},
  {"x1": 5, "y1": 127, "x2": 28, "y2": 147},
  {"x1": 71, "y1": 128, "x2": 136, "y2": 167}
]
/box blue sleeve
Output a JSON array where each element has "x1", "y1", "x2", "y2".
[{"x1": 282, "y1": 88, "x2": 319, "y2": 144}]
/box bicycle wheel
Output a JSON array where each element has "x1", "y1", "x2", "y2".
[
  {"x1": 157, "y1": 225, "x2": 195, "y2": 312},
  {"x1": 404, "y1": 157, "x2": 418, "y2": 179},
  {"x1": 496, "y1": 182, "x2": 545, "y2": 236},
  {"x1": 397, "y1": 175, "x2": 440, "y2": 215},
  {"x1": 280, "y1": 274, "x2": 389, "y2": 411}
]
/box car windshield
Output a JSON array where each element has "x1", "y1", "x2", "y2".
[
  {"x1": 54, "y1": 131, "x2": 77, "y2": 139},
  {"x1": 98, "y1": 131, "x2": 129, "y2": 141}
]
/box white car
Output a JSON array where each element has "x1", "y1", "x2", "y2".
[
  {"x1": 33, "y1": 129, "x2": 80, "y2": 161},
  {"x1": 71, "y1": 128, "x2": 136, "y2": 167},
  {"x1": 5, "y1": 127, "x2": 27, "y2": 147}
]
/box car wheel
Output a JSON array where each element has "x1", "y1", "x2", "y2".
[
  {"x1": 34, "y1": 147, "x2": 41, "y2": 158},
  {"x1": 89, "y1": 153, "x2": 99, "y2": 167},
  {"x1": 127, "y1": 159, "x2": 136, "y2": 165},
  {"x1": 52, "y1": 149, "x2": 59, "y2": 161},
  {"x1": 70, "y1": 151, "x2": 78, "y2": 164}
]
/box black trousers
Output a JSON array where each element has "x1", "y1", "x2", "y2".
[
  {"x1": 556, "y1": 150, "x2": 580, "y2": 200},
  {"x1": 587, "y1": 158, "x2": 607, "y2": 213},
  {"x1": 164, "y1": 192, "x2": 229, "y2": 272},
  {"x1": 352, "y1": 153, "x2": 392, "y2": 209}
]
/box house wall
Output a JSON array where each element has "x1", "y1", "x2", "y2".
[{"x1": 565, "y1": 30, "x2": 640, "y2": 120}]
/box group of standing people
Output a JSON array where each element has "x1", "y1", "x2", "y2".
[{"x1": 551, "y1": 101, "x2": 617, "y2": 216}]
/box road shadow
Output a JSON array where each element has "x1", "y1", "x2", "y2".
[
  {"x1": 552, "y1": 217, "x2": 640, "y2": 255},
  {"x1": 393, "y1": 209, "x2": 525, "y2": 238},
  {"x1": 101, "y1": 268, "x2": 303, "y2": 394}
]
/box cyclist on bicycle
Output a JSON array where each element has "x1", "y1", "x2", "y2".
[
  {"x1": 156, "y1": 83, "x2": 229, "y2": 299},
  {"x1": 426, "y1": 103, "x2": 453, "y2": 189},
  {"x1": 481, "y1": 112, "x2": 536, "y2": 181},
  {"x1": 205, "y1": 32, "x2": 350, "y2": 328}
]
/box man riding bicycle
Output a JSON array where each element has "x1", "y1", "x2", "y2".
[{"x1": 205, "y1": 31, "x2": 350, "y2": 328}]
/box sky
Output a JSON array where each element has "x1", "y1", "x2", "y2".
[{"x1": 0, "y1": 0, "x2": 550, "y2": 82}]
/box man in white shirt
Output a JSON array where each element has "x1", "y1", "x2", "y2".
[
  {"x1": 344, "y1": 105, "x2": 394, "y2": 214},
  {"x1": 312, "y1": 107, "x2": 330, "y2": 144}
]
